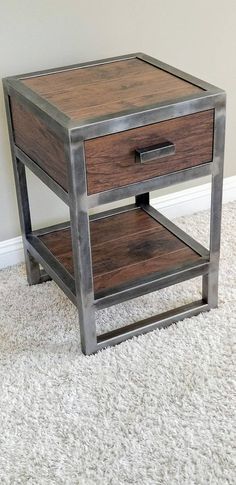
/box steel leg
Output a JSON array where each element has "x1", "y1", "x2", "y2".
[
  {"x1": 202, "y1": 95, "x2": 226, "y2": 307},
  {"x1": 66, "y1": 139, "x2": 97, "y2": 355},
  {"x1": 15, "y1": 159, "x2": 42, "y2": 285}
]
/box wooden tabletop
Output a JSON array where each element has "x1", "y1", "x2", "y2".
[{"x1": 22, "y1": 58, "x2": 202, "y2": 123}]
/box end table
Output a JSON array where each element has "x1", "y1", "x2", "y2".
[{"x1": 3, "y1": 53, "x2": 226, "y2": 354}]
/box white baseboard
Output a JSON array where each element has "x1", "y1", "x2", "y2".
[
  {"x1": 0, "y1": 235, "x2": 24, "y2": 269},
  {"x1": 0, "y1": 175, "x2": 235, "y2": 270},
  {"x1": 152, "y1": 175, "x2": 236, "y2": 219}
]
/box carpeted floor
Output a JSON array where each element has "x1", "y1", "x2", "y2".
[{"x1": 0, "y1": 202, "x2": 235, "y2": 484}]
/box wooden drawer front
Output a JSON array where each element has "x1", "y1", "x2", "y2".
[{"x1": 85, "y1": 110, "x2": 214, "y2": 194}]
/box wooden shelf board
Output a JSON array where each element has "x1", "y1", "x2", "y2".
[{"x1": 38, "y1": 208, "x2": 204, "y2": 295}]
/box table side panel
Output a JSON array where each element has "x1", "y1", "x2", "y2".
[{"x1": 10, "y1": 96, "x2": 69, "y2": 191}]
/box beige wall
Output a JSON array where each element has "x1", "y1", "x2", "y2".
[{"x1": 0, "y1": 0, "x2": 235, "y2": 241}]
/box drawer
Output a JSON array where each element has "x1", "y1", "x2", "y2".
[{"x1": 85, "y1": 110, "x2": 214, "y2": 194}]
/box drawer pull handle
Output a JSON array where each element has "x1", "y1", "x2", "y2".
[{"x1": 135, "y1": 140, "x2": 175, "y2": 164}]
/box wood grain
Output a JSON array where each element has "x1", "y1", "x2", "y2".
[
  {"x1": 10, "y1": 97, "x2": 68, "y2": 190},
  {"x1": 22, "y1": 58, "x2": 202, "y2": 122},
  {"x1": 85, "y1": 110, "x2": 214, "y2": 194},
  {"x1": 39, "y1": 208, "x2": 202, "y2": 293},
  {"x1": 11, "y1": 96, "x2": 213, "y2": 196}
]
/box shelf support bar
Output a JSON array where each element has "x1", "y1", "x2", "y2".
[{"x1": 97, "y1": 300, "x2": 210, "y2": 351}]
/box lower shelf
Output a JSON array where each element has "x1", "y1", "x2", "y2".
[{"x1": 34, "y1": 206, "x2": 208, "y2": 300}]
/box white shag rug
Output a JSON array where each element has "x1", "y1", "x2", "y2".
[{"x1": 0, "y1": 202, "x2": 235, "y2": 485}]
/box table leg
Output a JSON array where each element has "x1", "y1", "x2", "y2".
[
  {"x1": 66, "y1": 138, "x2": 97, "y2": 355},
  {"x1": 202, "y1": 95, "x2": 226, "y2": 307}
]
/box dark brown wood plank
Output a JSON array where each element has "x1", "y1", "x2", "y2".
[
  {"x1": 92, "y1": 226, "x2": 183, "y2": 276},
  {"x1": 94, "y1": 248, "x2": 200, "y2": 293},
  {"x1": 39, "y1": 209, "x2": 202, "y2": 293},
  {"x1": 22, "y1": 58, "x2": 202, "y2": 122},
  {"x1": 85, "y1": 110, "x2": 214, "y2": 194},
  {"x1": 10, "y1": 98, "x2": 68, "y2": 190},
  {"x1": 37, "y1": 210, "x2": 161, "y2": 249},
  {"x1": 89, "y1": 209, "x2": 161, "y2": 245}
]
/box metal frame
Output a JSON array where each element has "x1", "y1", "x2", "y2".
[{"x1": 3, "y1": 53, "x2": 226, "y2": 355}]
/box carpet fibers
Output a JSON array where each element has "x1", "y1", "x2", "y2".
[{"x1": 0, "y1": 202, "x2": 235, "y2": 484}]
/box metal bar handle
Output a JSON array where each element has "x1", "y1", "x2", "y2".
[{"x1": 135, "y1": 140, "x2": 175, "y2": 164}]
